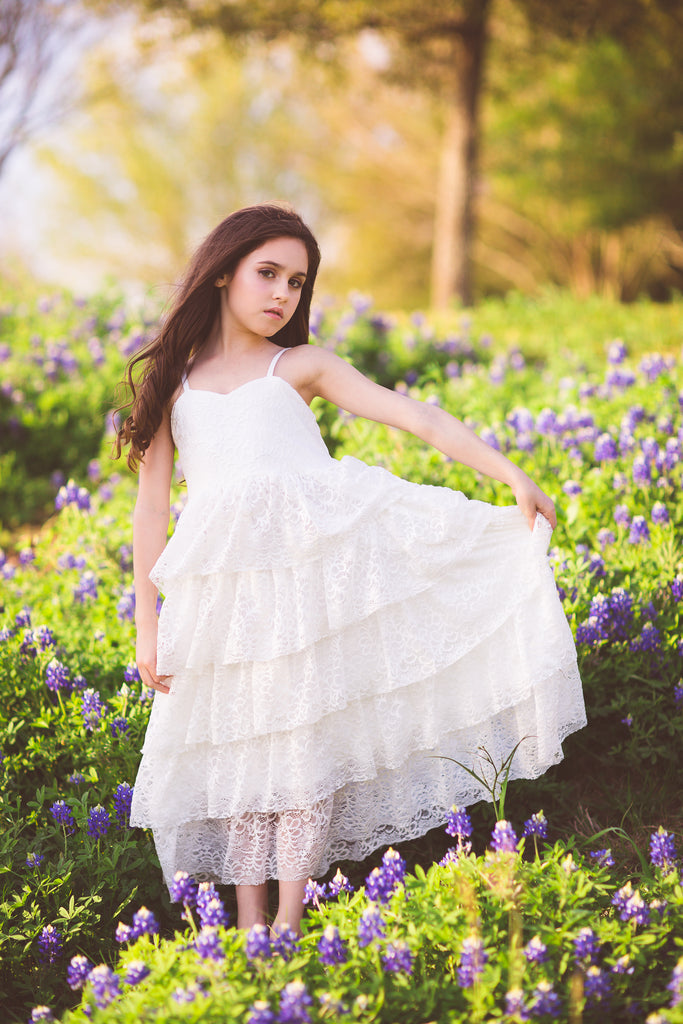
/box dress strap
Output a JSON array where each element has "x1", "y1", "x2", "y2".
[
  {"x1": 266, "y1": 348, "x2": 287, "y2": 377},
  {"x1": 181, "y1": 373, "x2": 190, "y2": 392}
]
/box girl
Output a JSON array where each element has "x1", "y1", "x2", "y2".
[{"x1": 117, "y1": 203, "x2": 585, "y2": 934}]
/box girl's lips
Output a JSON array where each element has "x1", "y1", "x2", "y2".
[{"x1": 265, "y1": 308, "x2": 283, "y2": 319}]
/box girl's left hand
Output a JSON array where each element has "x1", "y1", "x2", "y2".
[{"x1": 511, "y1": 474, "x2": 557, "y2": 531}]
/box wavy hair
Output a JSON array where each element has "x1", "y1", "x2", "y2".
[{"x1": 114, "y1": 203, "x2": 321, "y2": 470}]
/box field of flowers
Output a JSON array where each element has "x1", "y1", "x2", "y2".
[{"x1": 1, "y1": 286, "x2": 682, "y2": 1023}]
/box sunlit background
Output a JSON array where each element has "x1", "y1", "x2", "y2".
[{"x1": 1, "y1": 0, "x2": 681, "y2": 309}]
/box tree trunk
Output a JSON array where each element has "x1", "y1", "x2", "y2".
[{"x1": 430, "y1": 1, "x2": 490, "y2": 308}]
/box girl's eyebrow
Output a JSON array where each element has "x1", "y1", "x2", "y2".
[{"x1": 256, "y1": 260, "x2": 307, "y2": 279}]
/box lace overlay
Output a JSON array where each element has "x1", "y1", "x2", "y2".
[{"x1": 130, "y1": 369, "x2": 586, "y2": 887}]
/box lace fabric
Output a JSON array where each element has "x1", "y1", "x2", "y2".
[{"x1": 130, "y1": 370, "x2": 587, "y2": 887}]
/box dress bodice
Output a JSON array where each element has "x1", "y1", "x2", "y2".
[{"x1": 171, "y1": 369, "x2": 331, "y2": 500}]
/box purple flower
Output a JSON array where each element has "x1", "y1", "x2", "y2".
[
  {"x1": 614, "y1": 504, "x2": 631, "y2": 528},
  {"x1": 247, "y1": 1001, "x2": 276, "y2": 1024},
  {"x1": 117, "y1": 588, "x2": 136, "y2": 622},
  {"x1": 271, "y1": 924, "x2": 298, "y2": 961},
  {"x1": 651, "y1": 502, "x2": 669, "y2": 525},
  {"x1": 277, "y1": 980, "x2": 312, "y2": 1023},
  {"x1": 457, "y1": 935, "x2": 487, "y2": 987},
  {"x1": 632, "y1": 454, "x2": 652, "y2": 486},
  {"x1": 20, "y1": 630, "x2": 37, "y2": 658},
  {"x1": 246, "y1": 923, "x2": 271, "y2": 961},
  {"x1": 50, "y1": 800, "x2": 76, "y2": 834},
  {"x1": 88, "y1": 964, "x2": 120, "y2": 1009},
  {"x1": 381, "y1": 847, "x2": 406, "y2": 884},
  {"x1": 29, "y1": 1009, "x2": 54, "y2": 1023},
  {"x1": 86, "y1": 805, "x2": 110, "y2": 839},
  {"x1": 446, "y1": 805, "x2": 473, "y2": 839},
  {"x1": 131, "y1": 906, "x2": 159, "y2": 939},
  {"x1": 597, "y1": 526, "x2": 616, "y2": 548},
  {"x1": 317, "y1": 925, "x2": 347, "y2": 966},
  {"x1": 25, "y1": 852, "x2": 44, "y2": 868},
  {"x1": 675, "y1": 682, "x2": 683, "y2": 709},
  {"x1": 607, "y1": 339, "x2": 627, "y2": 364},
  {"x1": 37, "y1": 925, "x2": 63, "y2": 964},
  {"x1": 650, "y1": 827, "x2": 678, "y2": 872},
  {"x1": 530, "y1": 980, "x2": 561, "y2": 1017},
  {"x1": 628, "y1": 515, "x2": 650, "y2": 544},
  {"x1": 195, "y1": 926, "x2": 224, "y2": 962},
  {"x1": 113, "y1": 782, "x2": 134, "y2": 828},
  {"x1": 67, "y1": 954, "x2": 93, "y2": 990},
  {"x1": 80, "y1": 688, "x2": 104, "y2": 730},
  {"x1": 45, "y1": 657, "x2": 73, "y2": 692},
  {"x1": 327, "y1": 868, "x2": 353, "y2": 896},
  {"x1": 576, "y1": 617, "x2": 600, "y2": 647},
  {"x1": 594, "y1": 433, "x2": 618, "y2": 461},
  {"x1": 115, "y1": 922, "x2": 132, "y2": 944},
  {"x1": 170, "y1": 870, "x2": 198, "y2": 906},
  {"x1": 573, "y1": 927, "x2": 599, "y2": 963},
  {"x1": 629, "y1": 622, "x2": 661, "y2": 653},
  {"x1": 668, "y1": 956, "x2": 683, "y2": 1008},
  {"x1": 382, "y1": 940, "x2": 414, "y2": 975},
  {"x1": 490, "y1": 819, "x2": 518, "y2": 854},
  {"x1": 672, "y1": 575, "x2": 683, "y2": 603},
  {"x1": 357, "y1": 905, "x2": 386, "y2": 948},
  {"x1": 562, "y1": 480, "x2": 582, "y2": 497},
  {"x1": 302, "y1": 878, "x2": 327, "y2": 906},
  {"x1": 504, "y1": 988, "x2": 528, "y2": 1019},
  {"x1": 123, "y1": 960, "x2": 150, "y2": 985},
  {"x1": 584, "y1": 966, "x2": 611, "y2": 1004},
  {"x1": 198, "y1": 895, "x2": 229, "y2": 928},
  {"x1": 124, "y1": 662, "x2": 141, "y2": 683},
  {"x1": 364, "y1": 865, "x2": 398, "y2": 904},
  {"x1": 523, "y1": 936, "x2": 548, "y2": 964},
  {"x1": 35, "y1": 625, "x2": 56, "y2": 650},
  {"x1": 74, "y1": 571, "x2": 98, "y2": 603},
  {"x1": 609, "y1": 587, "x2": 634, "y2": 638},
  {"x1": 523, "y1": 811, "x2": 548, "y2": 840},
  {"x1": 110, "y1": 717, "x2": 129, "y2": 738},
  {"x1": 15, "y1": 607, "x2": 32, "y2": 628},
  {"x1": 612, "y1": 882, "x2": 650, "y2": 925},
  {"x1": 589, "y1": 848, "x2": 615, "y2": 869}
]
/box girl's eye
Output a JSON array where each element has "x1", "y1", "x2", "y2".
[
  {"x1": 289, "y1": 278, "x2": 303, "y2": 290},
  {"x1": 258, "y1": 269, "x2": 274, "y2": 279}
]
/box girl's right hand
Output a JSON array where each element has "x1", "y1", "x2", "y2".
[{"x1": 136, "y1": 620, "x2": 171, "y2": 694}]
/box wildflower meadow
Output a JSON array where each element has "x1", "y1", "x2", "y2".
[{"x1": 1, "y1": 287, "x2": 682, "y2": 1023}]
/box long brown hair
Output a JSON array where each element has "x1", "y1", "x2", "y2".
[{"x1": 114, "y1": 203, "x2": 321, "y2": 470}]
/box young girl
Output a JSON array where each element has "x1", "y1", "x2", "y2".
[{"x1": 117, "y1": 203, "x2": 585, "y2": 933}]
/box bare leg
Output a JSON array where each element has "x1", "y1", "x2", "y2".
[
  {"x1": 274, "y1": 878, "x2": 307, "y2": 933},
  {"x1": 235, "y1": 883, "x2": 268, "y2": 930}
]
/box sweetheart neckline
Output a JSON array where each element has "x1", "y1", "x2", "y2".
[{"x1": 172, "y1": 374, "x2": 315, "y2": 419}]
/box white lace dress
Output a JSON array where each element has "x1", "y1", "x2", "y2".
[{"x1": 129, "y1": 348, "x2": 586, "y2": 887}]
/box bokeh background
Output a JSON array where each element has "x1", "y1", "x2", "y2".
[{"x1": 1, "y1": 0, "x2": 682, "y2": 310}]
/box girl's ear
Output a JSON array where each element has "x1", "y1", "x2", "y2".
[{"x1": 215, "y1": 274, "x2": 229, "y2": 288}]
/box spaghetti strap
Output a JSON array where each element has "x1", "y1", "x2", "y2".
[
  {"x1": 181, "y1": 374, "x2": 190, "y2": 392},
  {"x1": 267, "y1": 348, "x2": 287, "y2": 377}
]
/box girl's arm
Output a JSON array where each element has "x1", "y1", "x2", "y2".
[
  {"x1": 133, "y1": 407, "x2": 175, "y2": 693},
  {"x1": 297, "y1": 347, "x2": 555, "y2": 530}
]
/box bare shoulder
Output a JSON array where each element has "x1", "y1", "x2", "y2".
[{"x1": 277, "y1": 344, "x2": 347, "y2": 403}]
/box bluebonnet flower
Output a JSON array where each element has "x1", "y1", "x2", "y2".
[
  {"x1": 110, "y1": 717, "x2": 129, "y2": 738},
  {"x1": 80, "y1": 689, "x2": 104, "y2": 730},
  {"x1": 29, "y1": 1008, "x2": 54, "y2": 1023},
  {"x1": 277, "y1": 980, "x2": 313, "y2": 1023},
  {"x1": 504, "y1": 988, "x2": 529, "y2": 1019},
  {"x1": 67, "y1": 955, "x2": 93, "y2": 990},
  {"x1": 124, "y1": 662, "x2": 141, "y2": 683},
  {"x1": 576, "y1": 617, "x2": 600, "y2": 647},
  {"x1": 607, "y1": 339, "x2": 627, "y2": 364},
  {"x1": 45, "y1": 658, "x2": 71, "y2": 693},
  {"x1": 73, "y1": 672, "x2": 87, "y2": 689},
  {"x1": 614, "y1": 504, "x2": 631, "y2": 528},
  {"x1": 20, "y1": 630, "x2": 37, "y2": 658},
  {"x1": 664, "y1": 437, "x2": 680, "y2": 469},
  {"x1": 115, "y1": 922, "x2": 132, "y2": 944},
  {"x1": 523, "y1": 811, "x2": 548, "y2": 840},
  {"x1": 246, "y1": 923, "x2": 271, "y2": 961},
  {"x1": 530, "y1": 980, "x2": 561, "y2": 1017},
  {"x1": 490, "y1": 820, "x2": 518, "y2": 853},
  {"x1": 50, "y1": 800, "x2": 76, "y2": 834},
  {"x1": 19, "y1": 547, "x2": 35, "y2": 565},
  {"x1": 382, "y1": 940, "x2": 414, "y2": 975},
  {"x1": 457, "y1": 935, "x2": 487, "y2": 987},
  {"x1": 584, "y1": 966, "x2": 611, "y2": 1003},
  {"x1": 523, "y1": 936, "x2": 548, "y2": 964},
  {"x1": 628, "y1": 516, "x2": 650, "y2": 544},
  {"x1": 611, "y1": 955, "x2": 633, "y2": 975},
  {"x1": 446, "y1": 805, "x2": 473, "y2": 839},
  {"x1": 668, "y1": 956, "x2": 683, "y2": 1007},
  {"x1": 589, "y1": 848, "x2": 615, "y2": 869},
  {"x1": 562, "y1": 480, "x2": 582, "y2": 497},
  {"x1": 86, "y1": 805, "x2": 110, "y2": 839},
  {"x1": 247, "y1": 1001, "x2": 276, "y2": 1024},
  {"x1": 632, "y1": 455, "x2": 652, "y2": 486},
  {"x1": 88, "y1": 964, "x2": 120, "y2": 1009},
  {"x1": 35, "y1": 625, "x2": 56, "y2": 650},
  {"x1": 612, "y1": 882, "x2": 650, "y2": 925},
  {"x1": 117, "y1": 588, "x2": 136, "y2": 622},
  {"x1": 573, "y1": 927, "x2": 599, "y2": 963},
  {"x1": 606, "y1": 367, "x2": 635, "y2": 388},
  {"x1": 0, "y1": 626, "x2": 13, "y2": 643},
  {"x1": 357, "y1": 905, "x2": 386, "y2": 948},
  {"x1": 536, "y1": 408, "x2": 558, "y2": 435},
  {"x1": 37, "y1": 925, "x2": 63, "y2": 964},
  {"x1": 267, "y1": 924, "x2": 296, "y2": 962},
  {"x1": 649, "y1": 827, "x2": 678, "y2": 872},
  {"x1": 123, "y1": 960, "x2": 149, "y2": 985},
  {"x1": 198, "y1": 895, "x2": 229, "y2": 928},
  {"x1": 74, "y1": 571, "x2": 98, "y2": 603},
  {"x1": 318, "y1": 993, "x2": 346, "y2": 1016},
  {"x1": 629, "y1": 622, "x2": 661, "y2": 653},
  {"x1": 609, "y1": 587, "x2": 634, "y2": 638},
  {"x1": 364, "y1": 865, "x2": 398, "y2": 904},
  {"x1": 113, "y1": 782, "x2": 133, "y2": 831},
  {"x1": 25, "y1": 852, "x2": 44, "y2": 868},
  {"x1": 651, "y1": 502, "x2": 669, "y2": 525},
  {"x1": 170, "y1": 870, "x2": 198, "y2": 907},
  {"x1": 594, "y1": 433, "x2": 618, "y2": 461},
  {"x1": 317, "y1": 926, "x2": 347, "y2": 966},
  {"x1": 327, "y1": 867, "x2": 353, "y2": 896},
  {"x1": 675, "y1": 683, "x2": 683, "y2": 709},
  {"x1": 15, "y1": 607, "x2": 31, "y2": 628},
  {"x1": 302, "y1": 878, "x2": 328, "y2": 905},
  {"x1": 671, "y1": 576, "x2": 683, "y2": 603},
  {"x1": 195, "y1": 926, "x2": 224, "y2": 962},
  {"x1": 131, "y1": 906, "x2": 159, "y2": 939},
  {"x1": 381, "y1": 847, "x2": 406, "y2": 883}
]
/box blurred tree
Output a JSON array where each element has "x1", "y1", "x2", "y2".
[{"x1": 0, "y1": 0, "x2": 96, "y2": 177}]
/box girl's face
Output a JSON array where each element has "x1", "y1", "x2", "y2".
[{"x1": 218, "y1": 237, "x2": 309, "y2": 339}]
